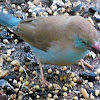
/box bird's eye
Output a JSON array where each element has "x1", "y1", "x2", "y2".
[{"x1": 82, "y1": 41, "x2": 86, "y2": 44}]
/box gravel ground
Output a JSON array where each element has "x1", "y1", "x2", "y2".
[{"x1": 0, "y1": 0, "x2": 100, "y2": 100}]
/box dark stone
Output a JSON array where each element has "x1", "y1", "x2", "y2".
[
  {"x1": 69, "y1": 4, "x2": 83, "y2": 15},
  {"x1": 3, "y1": 85, "x2": 15, "y2": 95},
  {"x1": 24, "y1": 45, "x2": 30, "y2": 52},
  {"x1": 3, "y1": 75, "x2": 16, "y2": 82},
  {"x1": 79, "y1": 72, "x2": 97, "y2": 82},
  {"x1": 89, "y1": 7, "x2": 100, "y2": 14},
  {"x1": 88, "y1": 90, "x2": 95, "y2": 96},
  {"x1": 0, "y1": 79, "x2": 7, "y2": 87}
]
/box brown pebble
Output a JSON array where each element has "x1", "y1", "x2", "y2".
[
  {"x1": 0, "y1": 70, "x2": 9, "y2": 78},
  {"x1": 81, "y1": 88, "x2": 89, "y2": 99}
]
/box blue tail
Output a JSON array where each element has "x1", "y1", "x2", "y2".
[{"x1": 0, "y1": 12, "x2": 21, "y2": 28}]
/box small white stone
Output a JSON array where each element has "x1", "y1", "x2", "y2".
[
  {"x1": 87, "y1": 17, "x2": 94, "y2": 26},
  {"x1": 98, "y1": 23, "x2": 100, "y2": 28},
  {"x1": 48, "y1": 68, "x2": 52, "y2": 74},
  {"x1": 17, "y1": 5, "x2": 21, "y2": 10},
  {"x1": 11, "y1": 4, "x2": 16, "y2": 8},
  {"x1": 63, "y1": 92, "x2": 67, "y2": 97},
  {"x1": 3, "y1": 39, "x2": 9, "y2": 44},
  {"x1": 90, "y1": 93, "x2": 95, "y2": 100},
  {"x1": 96, "y1": 68, "x2": 100, "y2": 74},
  {"x1": 11, "y1": 60, "x2": 20, "y2": 66},
  {"x1": 13, "y1": 79, "x2": 17, "y2": 84},
  {"x1": 74, "y1": 96, "x2": 78, "y2": 100},
  {"x1": 48, "y1": 93, "x2": 52, "y2": 98},
  {"x1": 88, "y1": 82, "x2": 93, "y2": 88},
  {"x1": 95, "y1": 90, "x2": 100, "y2": 96}
]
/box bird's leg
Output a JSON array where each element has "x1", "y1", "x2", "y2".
[
  {"x1": 39, "y1": 62, "x2": 49, "y2": 86},
  {"x1": 78, "y1": 59, "x2": 93, "y2": 69}
]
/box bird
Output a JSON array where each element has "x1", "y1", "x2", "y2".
[{"x1": 0, "y1": 12, "x2": 100, "y2": 85}]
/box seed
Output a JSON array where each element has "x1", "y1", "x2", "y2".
[
  {"x1": 74, "y1": 96, "x2": 78, "y2": 100},
  {"x1": 53, "y1": 11, "x2": 57, "y2": 16},
  {"x1": 17, "y1": 5, "x2": 21, "y2": 10},
  {"x1": 62, "y1": 66, "x2": 67, "y2": 71},
  {"x1": 56, "y1": 70, "x2": 60, "y2": 75},
  {"x1": 32, "y1": 71, "x2": 37, "y2": 75},
  {"x1": 87, "y1": 17, "x2": 94, "y2": 26},
  {"x1": 62, "y1": 86, "x2": 67, "y2": 91},
  {"x1": 3, "y1": 39, "x2": 9, "y2": 44},
  {"x1": 48, "y1": 68, "x2": 52, "y2": 74},
  {"x1": 90, "y1": 93, "x2": 95, "y2": 100},
  {"x1": 48, "y1": 83, "x2": 53, "y2": 89},
  {"x1": 61, "y1": 8, "x2": 65, "y2": 13},
  {"x1": 48, "y1": 9, "x2": 52, "y2": 14},
  {"x1": 95, "y1": 90, "x2": 100, "y2": 96},
  {"x1": 35, "y1": 85, "x2": 40, "y2": 90},
  {"x1": 81, "y1": 88, "x2": 89, "y2": 99},
  {"x1": 25, "y1": 81, "x2": 29, "y2": 86},
  {"x1": 32, "y1": 12, "x2": 36, "y2": 17},
  {"x1": 53, "y1": 95, "x2": 58, "y2": 99},
  {"x1": 11, "y1": 60, "x2": 20, "y2": 66},
  {"x1": 95, "y1": 76, "x2": 100, "y2": 81},
  {"x1": 25, "y1": 13, "x2": 28, "y2": 17},
  {"x1": 11, "y1": 4, "x2": 16, "y2": 8},
  {"x1": 70, "y1": 81, "x2": 75, "y2": 87},
  {"x1": 19, "y1": 67, "x2": 24, "y2": 73},
  {"x1": 14, "y1": 39, "x2": 18, "y2": 44},
  {"x1": 96, "y1": 68, "x2": 100, "y2": 74},
  {"x1": 13, "y1": 79, "x2": 17, "y2": 84},
  {"x1": 54, "y1": 89, "x2": 59, "y2": 94},
  {"x1": 98, "y1": 23, "x2": 100, "y2": 28},
  {"x1": 63, "y1": 92, "x2": 67, "y2": 97},
  {"x1": 87, "y1": 0, "x2": 91, "y2": 2},
  {"x1": 73, "y1": 77, "x2": 77, "y2": 82},
  {"x1": 20, "y1": 77, "x2": 23, "y2": 82},
  {"x1": 15, "y1": 88, "x2": 19, "y2": 92},
  {"x1": 6, "y1": 57, "x2": 12, "y2": 62},
  {"x1": 48, "y1": 93, "x2": 52, "y2": 98},
  {"x1": 36, "y1": 95, "x2": 40, "y2": 99},
  {"x1": 18, "y1": 81, "x2": 21, "y2": 87},
  {"x1": 88, "y1": 82, "x2": 93, "y2": 88},
  {"x1": 64, "y1": 12, "x2": 69, "y2": 15}
]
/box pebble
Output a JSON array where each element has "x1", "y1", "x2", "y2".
[
  {"x1": 0, "y1": 70, "x2": 9, "y2": 78},
  {"x1": 19, "y1": 67, "x2": 24, "y2": 73},
  {"x1": 96, "y1": 68, "x2": 100, "y2": 74},
  {"x1": 81, "y1": 88, "x2": 89, "y2": 99},
  {"x1": 95, "y1": 90, "x2": 100, "y2": 96},
  {"x1": 3, "y1": 39, "x2": 9, "y2": 44},
  {"x1": 3, "y1": 85, "x2": 15, "y2": 95},
  {"x1": 11, "y1": 60, "x2": 20, "y2": 66},
  {"x1": 79, "y1": 72, "x2": 97, "y2": 81},
  {"x1": 63, "y1": 92, "x2": 67, "y2": 97},
  {"x1": 4, "y1": 75, "x2": 16, "y2": 82},
  {"x1": 48, "y1": 68, "x2": 52, "y2": 74},
  {"x1": 90, "y1": 93, "x2": 95, "y2": 100},
  {"x1": 88, "y1": 82, "x2": 93, "y2": 88},
  {"x1": 0, "y1": 79, "x2": 7, "y2": 87},
  {"x1": 87, "y1": 17, "x2": 94, "y2": 26}
]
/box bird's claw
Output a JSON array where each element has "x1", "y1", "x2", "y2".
[
  {"x1": 78, "y1": 59, "x2": 93, "y2": 70},
  {"x1": 40, "y1": 76, "x2": 50, "y2": 86}
]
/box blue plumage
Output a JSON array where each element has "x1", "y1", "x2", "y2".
[{"x1": 0, "y1": 12, "x2": 21, "y2": 28}]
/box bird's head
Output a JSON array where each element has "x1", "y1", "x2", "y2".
[{"x1": 70, "y1": 16, "x2": 100, "y2": 55}]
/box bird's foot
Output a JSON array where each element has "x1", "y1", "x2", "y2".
[
  {"x1": 78, "y1": 59, "x2": 93, "y2": 70},
  {"x1": 40, "y1": 76, "x2": 50, "y2": 86}
]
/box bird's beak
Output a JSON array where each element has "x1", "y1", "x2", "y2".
[{"x1": 91, "y1": 41, "x2": 100, "y2": 54}]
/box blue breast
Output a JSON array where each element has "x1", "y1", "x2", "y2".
[{"x1": 29, "y1": 45, "x2": 89, "y2": 65}]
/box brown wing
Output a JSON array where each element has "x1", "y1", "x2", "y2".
[{"x1": 17, "y1": 15, "x2": 71, "y2": 51}]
